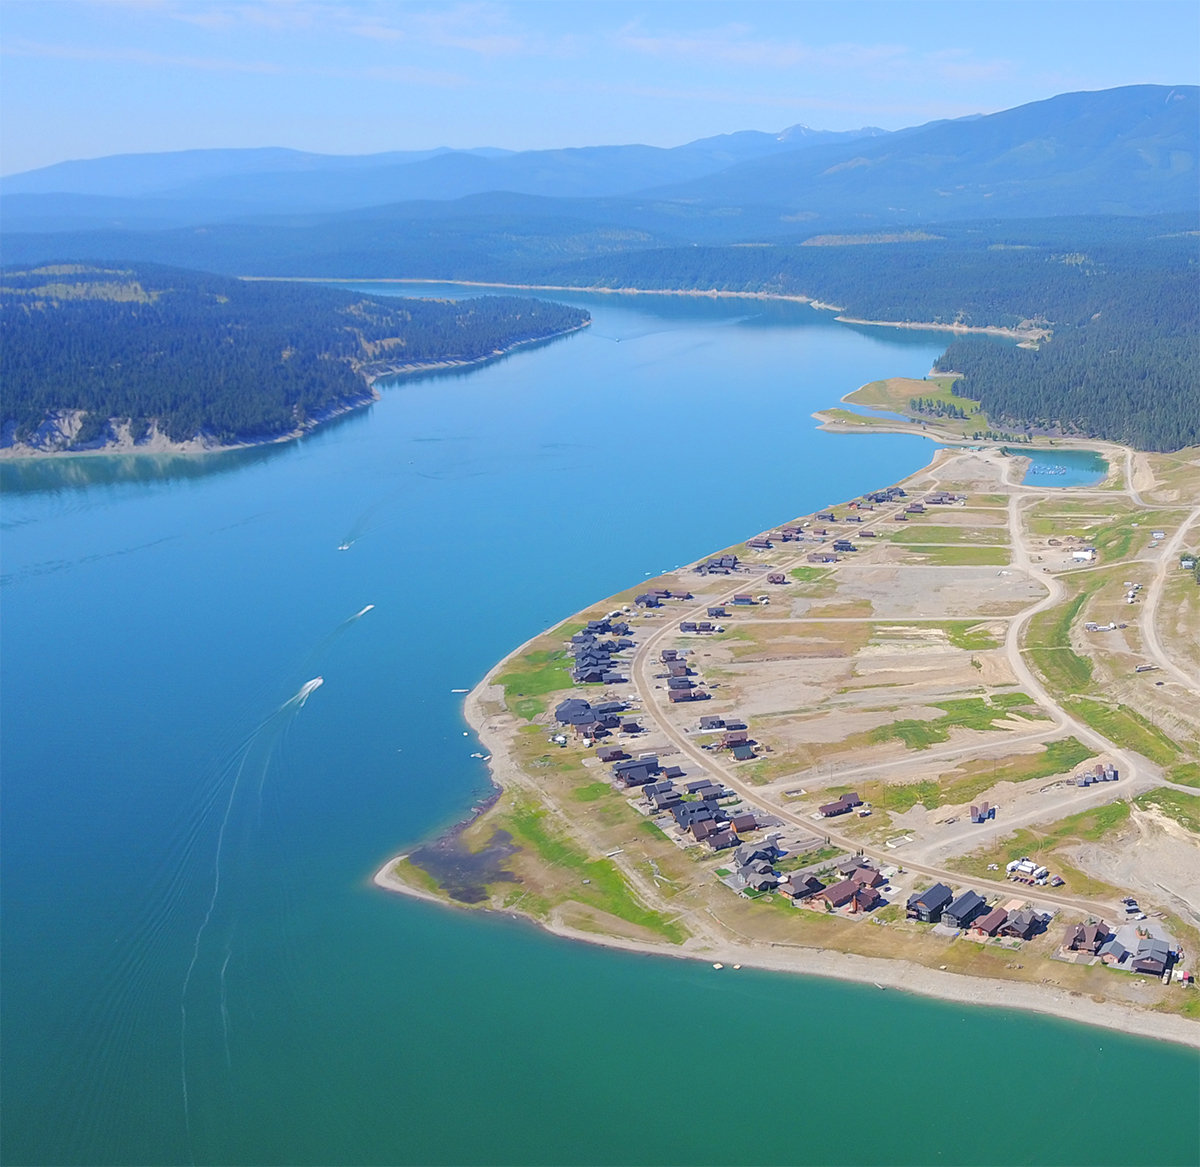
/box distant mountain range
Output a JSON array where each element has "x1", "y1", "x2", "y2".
[
  {"x1": 0, "y1": 124, "x2": 888, "y2": 231},
  {"x1": 1, "y1": 85, "x2": 1195, "y2": 269}
]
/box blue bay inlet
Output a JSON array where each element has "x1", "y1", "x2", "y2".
[{"x1": 2, "y1": 287, "x2": 1197, "y2": 1166}]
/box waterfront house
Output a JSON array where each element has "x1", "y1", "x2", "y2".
[
  {"x1": 906, "y1": 883, "x2": 954, "y2": 923},
  {"x1": 943, "y1": 890, "x2": 987, "y2": 929},
  {"x1": 971, "y1": 907, "x2": 1009, "y2": 937},
  {"x1": 999, "y1": 909, "x2": 1043, "y2": 940},
  {"x1": 1132, "y1": 935, "x2": 1171, "y2": 975},
  {"x1": 746, "y1": 536, "x2": 773, "y2": 550},
  {"x1": 1099, "y1": 938, "x2": 1128, "y2": 966},
  {"x1": 1064, "y1": 921, "x2": 1109, "y2": 955}
]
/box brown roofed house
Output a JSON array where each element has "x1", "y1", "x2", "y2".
[{"x1": 971, "y1": 907, "x2": 1008, "y2": 937}]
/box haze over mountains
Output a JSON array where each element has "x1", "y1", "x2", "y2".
[
  {"x1": 1, "y1": 124, "x2": 888, "y2": 231},
  {"x1": 3, "y1": 85, "x2": 1195, "y2": 247}
]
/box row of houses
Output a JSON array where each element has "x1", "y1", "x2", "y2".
[
  {"x1": 1064, "y1": 921, "x2": 1176, "y2": 975},
  {"x1": 906, "y1": 882, "x2": 1048, "y2": 938},
  {"x1": 660, "y1": 646, "x2": 713, "y2": 704},
  {"x1": 697, "y1": 554, "x2": 740, "y2": 575},
  {"x1": 737, "y1": 853, "x2": 890, "y2": 913},
  {"x1": 635, "y1": 587, "x2": 693, "y2": 608},
  {"x1": 568, "y1": 617, "x2": 635, "y2": 684}
]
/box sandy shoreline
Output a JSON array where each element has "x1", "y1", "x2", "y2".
[
  {"x1": 374, "y1": 855, "x2": 1200, "y2": 1050},
  {"x1": 243, "y1": 276, "x2": 1048, "y2": 342},
  {"x1": 0, "y1": 322, "x2": 588, "y2": 461}
]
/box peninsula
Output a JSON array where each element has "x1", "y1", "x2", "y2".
[
  {"x1": 377, "y1": 405, "x2": 1200, "y2": 1046},
  {"x1": 0, "y1": 263, "x2": 589, "y2": 457}
]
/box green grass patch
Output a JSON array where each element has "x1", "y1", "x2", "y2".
[
  {"x1": 1134, "y1": 788, "x2": 1200, "y2": 834},
  {"x1": 1067, "y1": 698, "x2": 1179, "y2": 765},
  {"x1": 902, "y1": 545, "x2": 1009, "y2": 566},
  {"x1": 639, "y1": 819, "x2": 669, "y2": 841},
  {"x1": 869, "y1": 696, "x2": 1035, "y2": 751},
  {"x1": 869, "y1": 737, "x2": 1095, "y2": 811},
  {"x1": 1168, "y1": 762, "x2": 1200, "y2": 788},
  {"x1": 1025, "y1": 587, "x2": 1096, "y2": 694},
  {"x1": 496, "y1": 648, "x2": 573, "y2": 720},
  {"x1": 942, "y1": 622, "x2": 1002, "y2": 651},
  {"x1": 789, "y1": 566, "x2": 830, "y2": 583},
  {"x1": 991, "y1": 691, "x2": 1036, "y2": 708},
  {"x1": 504, "y1": 802, "x2": 685, "y2": 942},
  {"x1": 573, "y1": 782, "x2": 613, "y2": 802}
]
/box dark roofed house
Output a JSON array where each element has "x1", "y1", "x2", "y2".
[
  {"x1": 729, "y1": 813, "x2": 757, "y2": 834},
  {"x1": 596, "y1": 747, "x2": 626, "y2": 763},
  {"x1": 819, "y1": 792, "x2": 862, "y2": 818},
  {"x1": 746, "y1": 536, "x2": 772, "y2": 550},
  {"x1": 663, "y1": 765, "x2": 685, "y2": 780},
  {"x1": 722, "y1": 730, "x2": 749, "y2": 748},
  {"x1": 734, "y1": 841, "x2": 780, "y2": 867},
  {"x1": 679, "y1": 621, "x2": 697, "y2": 633},
  {"x1": 1132, "y1": 936, "x2": 1170, "y2": 975},
  {"x1": 616, "y1": 765, "x2": 656, "y2": 787},
  {"x1": 943, "y1": 890, "x2": 987, "y2": 930},
  {"x1": 699, "y1": 715, "x2": 725, "y2": 730},
  {"x1": 667, "y1": 676, "x2": 694, "y2": 690},
  {"x1": 807, "y1": 552, "x2": 839, "y2": 563},
  {"x1": 906, "y1": 882, "x2": 954, "y2": 923},
  {"x1": 621, "y1": 719, "x2": 642, "y2": 733},
  {"x1": 767, "y1": 573, "x2": 786, "y2": 584},
  {"x1": 555, "y1": 698, "x2": 592, "y2": 724},
  {"x1": 706, "y1": 829, "x2": 738, "y2": 852},
  {"x1": 1099, "y1": 938, "x2": 1128, "y2": 965},
  {"x1": 894, "y1": 513, "x2": 908, "y2": 522},
  {"x1": 999, "y1": 909, "x2": 1042, "y2": 940},
  {"x1": 733, "y1": 594, "x2": 755, "y2": 605},
  {"x1": 731, "y1": 744, "x2": 756, "y2": 761},
  {"x1": 779, "y1": 874, "x2": 825, "y2": 900},
  {"x1": 661, "y1": 649, "x2": 679, "y2": 662},
  {"x1": 708, "y1": 607, "x2": 728, "y2": 618},
  {"x1": 850, "y1": 866, "x2": 884, "y2": 888},
  {"x1": 669, "y1": 688, "x2": 707, "y2": 703},
  {"x1": 818, "y1": 879, "x2": 860, "y2": 909},
  {"x1": 972, "y1": 907, "x2": 1008, "y2": 937},
  {"x1": 1064, "y1": 921, "x2": 1110, "y2": 955},
  {"x1": 832, "y1": 540, "x2": 857, "y2": 553},
  {"x1": 691, "y1": 818, "x2": 720, "y2": 841}
]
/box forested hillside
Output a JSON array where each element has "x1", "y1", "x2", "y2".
[{"x1": 0, "y1": 265, "x2": 587, "y2": 447}]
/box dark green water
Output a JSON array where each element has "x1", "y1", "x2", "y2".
[{"x1": 3, "y1": 289, "x2": 1196, "y2": 1166}]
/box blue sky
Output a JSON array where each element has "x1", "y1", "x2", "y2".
[{"x1": 2, "y1": 0, "x2": 1197, "y2": 174}]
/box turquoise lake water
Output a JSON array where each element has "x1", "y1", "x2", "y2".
[
  {"x1": 2, "y1": 288, "x2": 1196, "y2": 1166},
  {"x1": 1007, "y1": 446, "x2": 1111, "y2": 487}
]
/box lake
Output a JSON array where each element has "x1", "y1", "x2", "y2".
[
  {"x1": 1007, "y1": 446, "x2": 1111, "y2": 488},
  {"x1": 2, "y1": 288, "x2": 1196, "y2": 1167}
]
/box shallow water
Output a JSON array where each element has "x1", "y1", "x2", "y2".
[
  {"x1": 1007, "y1": 446, "x2": 1110, "y2": 487},
  {"x1": 3, "y1": 289, "x2": 1196, "y2": 1166}
]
